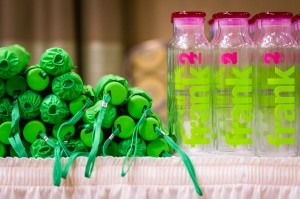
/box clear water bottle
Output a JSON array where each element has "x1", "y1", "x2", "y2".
[
  {"x1": 208, "y1": 18, "x2": 215, "y2": 42},
  {"x1": 248, "y1": 16, "x2": 255, "y2": 41},
  {"x1": 292, "y1": 14, "x2": 300, "y2": 44},
  {"x1": 210, "y1": 15, "x2": 220, "y2": 46},
  {"x1": 168, "y1": 11, "x2": 213, "y2": 154},
  {"x1": 255, "y1": 12, "x2": 299, "y2": 157},
  {"x1": 255, "y1": 15, "x2": 263, "y2": 44},
  {"x1": 293, "y1": 15, "x2": 300, "y2": 120},
  {"x1": 249, "y1": 14, "x2": 263, "y2": 44},
  {"x1": 212, "y1": 12, "x2": 254, "y2": 155}
]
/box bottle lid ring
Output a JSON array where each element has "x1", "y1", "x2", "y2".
[
  {"x1": 257, "y1": 12, "x2": 293, "y2": 19},
  {"x1": 171, "y1": 11, "x2": 206, "y2": 23},
  {"x1": 292, "y1": 14, "x2": 300, "y2": 23},
  {"x1": 213, "y1": 12, "x2": 250, "y2": 19}
]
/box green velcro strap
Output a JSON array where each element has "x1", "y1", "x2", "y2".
[
  {"x1": 53, "y1": 145, "x2": 63, "y2": 186},
  {"x1": 102, "y1": 128, "x2": 120, "y2": 156},
  {"x1": 154, "y1": 127, "x2": 202, "y2": 196},
  {"x1": 53, "y1": 99, "x2": 93, "y2": 186},
  {"x1": 38, "y1": 132, "x2": 57, "y2": 149},
  {"x1": 121, "y1": 108, "x2": 151, "y2": 177},
  {"x1": 8, "y1": 134, "x2": 27, "y2": 158},
  {"x1": 62, "y1": 152, "x2": 89, "y2": 179},
  {"x1": 57, "y1": 99, "x2": 93, "y2": 156},
  {"x1": 9, "y1": 97, "x2": 28, "y2": 158},
  {"x1": 85, "y1": 93, "x2": 111, "y2": 178}
]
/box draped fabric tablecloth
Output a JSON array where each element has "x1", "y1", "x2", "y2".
[{"x1": 0, "y1": 156, "x2": 299, "y2": 199}]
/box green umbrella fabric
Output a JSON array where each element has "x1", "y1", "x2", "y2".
[
  {"x1": 19, "y1": 90, "x2": 43, "y2": 120},
  {"x1": 118, "y1": 137, "x2": 146, "y2": 157},
  {"x1": 83, "y1": 99, "x2": 117, "y2": 129},
  {"x1": 0, "y1": 98, "x2": 13, "y2": 123},
  {"x1": 0, "y1": 79, "x2": 6, "y2": 98},
  {"x1": 40, "y1": 47, "x2": 74, "y2": 76},
  {"x1": 0, "y1": 44, "x2": 30, "y2": 79},
  {"x1": 40, "y1": 94, "x2": 70, "y2": 124},
  {"x1": 65, "y1": 139, "x2": 88, "y2": 154},
  {"x1": 30, "y1": 139, "x2": 55, "y2": 158},
  {"x1": 52, "y1": 71, "x2": 83, "y2": 101},
  {"x1": 82, "y1": 85, "x2": 95, "y2": 102}
]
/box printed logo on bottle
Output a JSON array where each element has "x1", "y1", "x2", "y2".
[
  {"x1": 219, "y1": 52, "x2": 253, "y2": 147},
  {"x1": 221, "y1": 52, "x2": 237, "y2": 65},
  {"x1": 178, "y1": 52, "x2": 202, "y2": 64},
  {"x1": 175, "y1": 52, "x2": 211, "y2": 147},
  {"x1": 264, "y1": 52, "x2": 280, "y2": 64},
  {"x1": 265, "y1": 52, "x2": 296, "y2": 147}
]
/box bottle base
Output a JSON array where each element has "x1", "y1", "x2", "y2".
[
  {"x1": 256, "y1": 151, "x2": 298, "y2": 157},
  {"x1": 215, "y1": 150, "x2": 255, "y2": 156}
]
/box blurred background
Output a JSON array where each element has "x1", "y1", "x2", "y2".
[{"x1": 0, "y1": 0, "x2": 299, "y2": 123}]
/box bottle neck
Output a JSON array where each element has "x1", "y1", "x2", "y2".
[
  {"x1": 173, "y1": 18, "x2": 205, "y2": 36},
  {"x1": 293, "y1": 21, "x2": 300, "y2": 43},
  {"x1": 214, "y1": 18, "x2": 252, "y2": 46},
  {"x1": 218, "y1": 18, "x2": 249, "y2": 35},
  {"x1": 252, "y1": 19, "x2": 262, "y2": 43},
  {"x1": 261, "y1": 18, "x2": 292, "y2": 35},
  {"x1": 210, "y1": 19, "x2": 220, "y2": 45},
  {"x1": 293, "y1": 21, "x2": 300, "y2": 33}
]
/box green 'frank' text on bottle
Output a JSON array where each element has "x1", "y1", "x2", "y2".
[
  {"x1": 168, "y1": 11, "x2": 213, "y2": 154},
  {"x1": 255, "y1": 12, "x2": 299, "y2": 157},
  {"x1": 212, "y1": 12, "x2": 255, "y2": 155}
]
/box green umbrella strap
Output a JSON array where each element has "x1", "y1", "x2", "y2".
[
  {"x1": 57, "y1": 99, "x2": 93, "y2": 156},
  {"x1": 53, "y1": 99, "x2": 92, "y2": 186},
  {"x1": 62, "y1": 152, "x2": 89, "y2": 179},
  {"x1": 53, "y1": 145, "x2": 63, "y2": 186},
  {"x1": 38, "y1": 132, "x2": 57, "y2": 149},
  {"x1": 121, "y1": 108, "x2": 151, "y2": 177},
  {"x1": 9, "y1": 96, "x2": 28, "y2": 157},
  {"x1": 85, "y1": 93, "x2": 111, "y2": 178},
  {"x1": 154, "y1": 127, "x2": 202, "y2": 196},
  {"x1": 102, "y1": 128, "x2": 120, "y2": 156}
]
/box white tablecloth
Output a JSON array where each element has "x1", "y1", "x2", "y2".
[{"x1": 0, "y1": 156, "x2": 299, "y2": 199}]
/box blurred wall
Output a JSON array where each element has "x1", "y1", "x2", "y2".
[
  {"x1": 0, "y1": 0, "x2": 299, "y2": 123},
  {"x1": 0, "y1": 0, "x2": 299, "y2": 82},
  {"x1": 123, "y1": 0, "x2": 300, "y2": 123},
  {"x1": 0, "y1": 0, "x2": 76, "y2": 68},
  {"x1": 124, "y1": 0, "x2": 300, "y2": 48},
  {"x1": 80, "y1": 0, "x2": 124, "y2": 87}
]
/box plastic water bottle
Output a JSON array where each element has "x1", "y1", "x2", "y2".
[
  {"x1": 208, "y1": 18, "x2": 215, "y2": 41},
  {"x1": 292, "y1": 14, "x2": 300, "y2": 44},
  {"x1": 248, "y1": 16, "x2": 255, "y2": 41},
  {"x1": 212, "y1": 12, "x2": 254, "y2": 155},
  {"x1": 293, "y1": 15, "x2": 300, "y2": 122},
  {"x1": 249, "y1": 14, "x2": 263, "y2": 44},
  {"x1": 168, "y1": 11, "x2": 213, "y2": 154},
  {"x1": 210, "y1": 15, "x2": 220, "y2": 46},
  {"x1": 255, "y1": 12, "x2": 299, "y2": 157}
]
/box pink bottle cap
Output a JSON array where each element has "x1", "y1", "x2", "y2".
[
  {"x1": 292, "y1": 14, "x2": 300, "y2": 23},
  {"x1": 213, "y1": 12, "x2": 250, "y2": 19},
  {"x1": 248, "y1": 15, "x2": 257, "y2": 25},
  {"x1": 171, "y1": 11, "x2": 206, "y2": 23},
  {"x1": 208, "y1": 18, "x2": 214, "y2": 25},
  {"x1": 258, "y1": 12, "x2": 293, "y2": 19}
]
